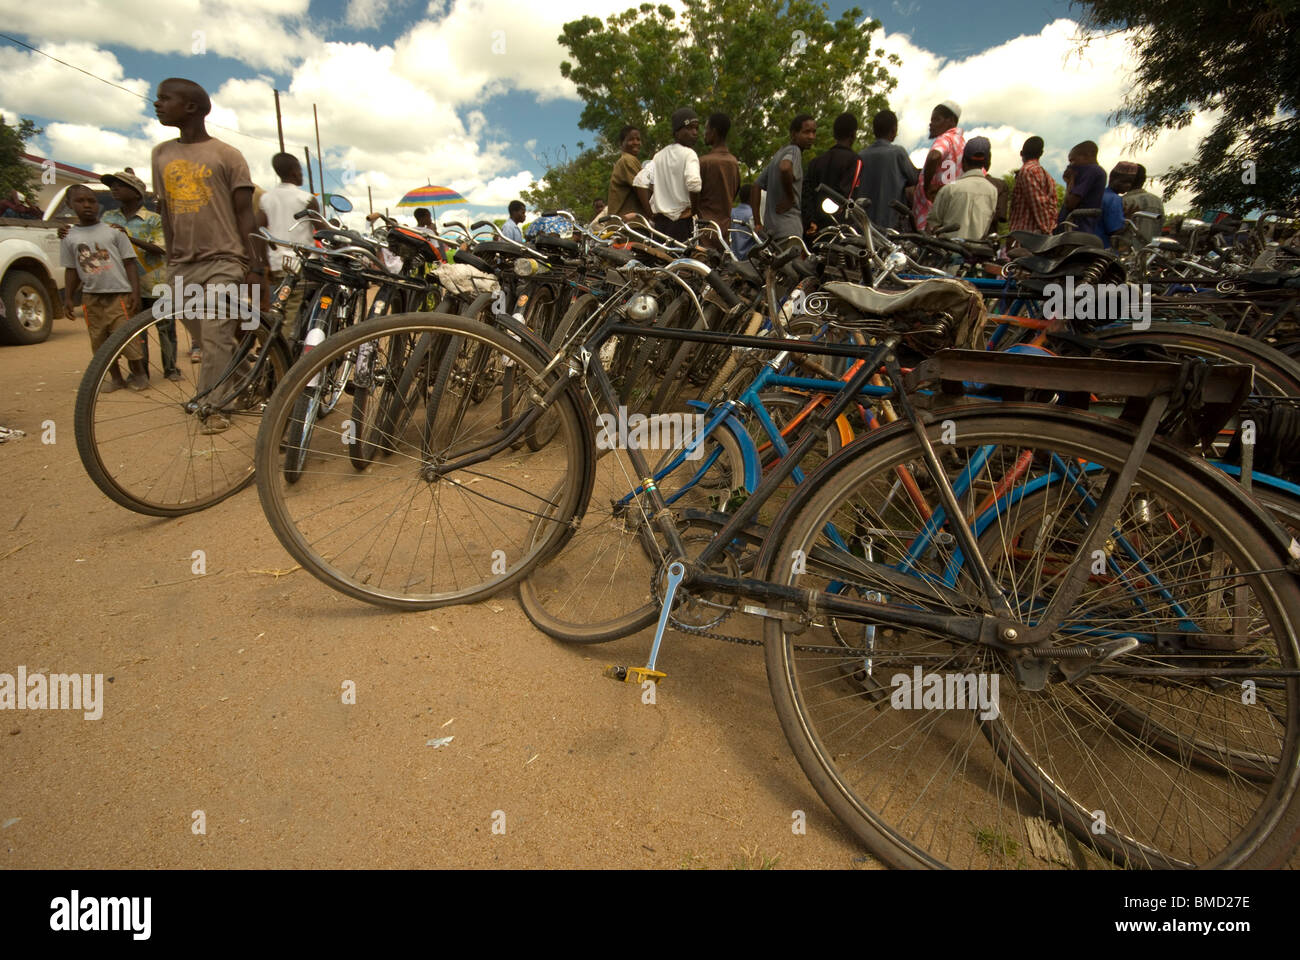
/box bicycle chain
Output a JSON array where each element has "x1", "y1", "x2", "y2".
[{"x1": 653, "y1": 545, "x2": 853, "y2": 652}]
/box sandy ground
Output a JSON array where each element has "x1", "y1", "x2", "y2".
[{"x1": 0, "y1": 324, "x2": 869, "y2": 869}]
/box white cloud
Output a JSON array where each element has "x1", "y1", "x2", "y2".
[
  {"x1": 0, "y1": 43, "x2": 151, "y2": 130},
  {"x1": 345, "y1": 0, "x2": 396, "y2": 30},
  {"x1": 1, "y1": 0, "x2": 322, "y2": 72},
  {"x1": 40, "y1": 123, "x2": 156, "y2": 177},
  {"x1": 392, "y1": 0, "x2": 658, "y2": 106},
  {"x1": 877, "y1": 18, "x2": 1207, "y2": 211}
]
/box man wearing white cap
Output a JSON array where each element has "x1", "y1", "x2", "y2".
[{"x1": 913, "y1": 100, "x2": 965, "y2": 231}]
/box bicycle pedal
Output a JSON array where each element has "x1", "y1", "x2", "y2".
[{"x1": 603, "y1": 665, "x2": 666, "y2": 685}]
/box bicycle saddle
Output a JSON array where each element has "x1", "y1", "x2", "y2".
[
  {"x1": 1010, "y1": 230, "x2": 1102, "y2": 254},
  {"x1": 824, "y1": 277, "x2": 978, "y2": 316},
  {"x1": 592, "y1": 244, "x2": 637, "y2": 265},
  {"x1": 534, "y1": 235, "x2": 581, "y2": 255},
  {"x1": 387, "y1": 226, "x2": 444, "y2": 258},
  {"x1": 728, "y1": 259, "x2": 761, "y2": 286},
  {"x1": 450, "y1": 249, "x2": 493, "y2": 272},
  {"x1": 1011, "y1": 248, "x2": 1123, "y2": 281},
  {"x1": 473, "y1": 241, "x2": 540, "y2": 260}
]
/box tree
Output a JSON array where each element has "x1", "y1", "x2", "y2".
[
  {"x1": 520, "y1": 143, "x2": 611, "y2": 216},
  {"x1": 0, "y1": 116, "x2": 44, "y2": 204},
  {"x1": 1074, "y1": 0, "x2": 1299, "y2": 213},
  {"x1": 557, "y1": 0, "x2": 898, "y2": 179}
]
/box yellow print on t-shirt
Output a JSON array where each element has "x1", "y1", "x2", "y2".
[{"x1": 163, "y1": 159, "x2": 214, "y2": 215}]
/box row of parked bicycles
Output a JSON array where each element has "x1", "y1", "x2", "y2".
[{"x1": 73, "y1": 187, "x2": 1300, "y2": 869}]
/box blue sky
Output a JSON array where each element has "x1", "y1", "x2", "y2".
[{"x1": 0, "y1": 0, "x2": 1201, "y2": 220}]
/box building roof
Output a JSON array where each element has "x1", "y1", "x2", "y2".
[{"x1": 19, "y1": 152, "x2": 100, "y2": 182}]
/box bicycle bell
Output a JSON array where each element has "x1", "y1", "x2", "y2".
[
  {"x1": 626, "y1": 293, "x2": 659, "y2": 322},
  {"x1": 883, "y1": 250, "x2": 909, "y2": 274}
]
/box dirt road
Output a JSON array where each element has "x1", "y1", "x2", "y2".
[{"x1": 0, "y1": 325, "x2": 868, "y2": 869}]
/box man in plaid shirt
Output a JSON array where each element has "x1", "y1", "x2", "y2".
[{"x1": 1008, "y1": 136, "x2": 1057, "y2": 235}]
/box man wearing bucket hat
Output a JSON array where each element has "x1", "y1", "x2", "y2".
[
  {"x1": 913, "y1": 100, "x2": 965, "y2": 231},
  {"x1": 633, "y1": 106, "x2": 703, "y2": 243},
  {"x1": 101, "y1": 169, "x2": 180, "y2": 380}
]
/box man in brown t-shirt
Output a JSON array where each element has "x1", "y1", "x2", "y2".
[
  {"x1": 697, "y1": 113, "x2": 740, "y2": 249},
  {"x1": 151, "y1": 77, "x2": 266, "y2": 431},
  {"x1": 607, "y1": 125, "x2": 650, "y2": 220}
]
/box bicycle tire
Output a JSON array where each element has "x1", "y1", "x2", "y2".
[
  {"x1": 256, "y1": 312, "x2": 593, "y2": 609},
  {"x1": 517, "y1": 408, "x2": 749, "y2": 643},
  {"x1": 74, "y1": 306, "x2": 289, "y2": 516},
  {"x1": 761, "y1": 404, "x2": 1300, "y2": 868},
  {"x1": 1089, "y1": 321, "x2": 1300, "y2": 397}
]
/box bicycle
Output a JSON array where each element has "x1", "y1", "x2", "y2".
[{"x1": 252, "y1": 260, "x2": 1300, "y2": 867}]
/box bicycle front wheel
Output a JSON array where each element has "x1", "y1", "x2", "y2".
[
  {"x1": 256, "y1": 312, "x2": 592, "y2": 608},
  {"x1": 762, "y1": 406, "x2": 1300, "y2": 868},
  {"x1": 75, "y1": 307, "x2": 289, "y2": 515}
]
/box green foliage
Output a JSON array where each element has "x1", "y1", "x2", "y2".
[
  {"x1": 0, "y1": 116, "x2": 44, "y2": 204},
  {"x1": 556, "y1": 0, "x2": 898, "y2": 181},
  {"x1": 1075, "y1": 0, "x2": 1299, "y2": 214},
  {"x1": 520, "y1": 144, "x2": 611, "y2": 216}
]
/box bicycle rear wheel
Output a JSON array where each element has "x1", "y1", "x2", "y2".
[
  {"x1": 517, "y1": 404, "x2": 749, "y2": 643},
  {"x1": 75, "y1": 307, "x2": 289, "y2": 515},
  {"x1": 1091, "y1": 322, "x2": 1300, "y2": 397},
  {"x1": 762, "y1": 406, "x2": 1300, "y2": 868},
  {"x1": 256, "y1": 312, "x2": 591, "y2": 608}
]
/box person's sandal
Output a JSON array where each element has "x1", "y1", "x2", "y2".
[
  {"x1": 101, "y1": 362, "x2": 128, "y2": 393},
  {"x1": 199, "y1": 414, "x2": 231, "y2": 435},
  {"x1": 127, "y1": 359, "x2": 150, "y2": 391}
]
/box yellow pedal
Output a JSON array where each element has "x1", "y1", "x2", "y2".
[{"x1": 603, "y1": 665, "x2": 666, "y2": 685}]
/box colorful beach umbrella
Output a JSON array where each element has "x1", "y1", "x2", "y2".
[{"x1": 397, "y1": 184, "x2": 466, "y2": 207}]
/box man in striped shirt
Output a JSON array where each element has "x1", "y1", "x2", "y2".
[{"x1": 1008, "y1": 136, "x2": 1057, "y2": 235}]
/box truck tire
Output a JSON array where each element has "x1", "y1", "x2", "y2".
[{"x1": 0, "y1": 270, "x2": 54, "y2": 345}]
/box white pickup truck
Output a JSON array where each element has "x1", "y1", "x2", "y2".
[{"x1": 0, "y1": 185, "x2": 159, "y2": 345}]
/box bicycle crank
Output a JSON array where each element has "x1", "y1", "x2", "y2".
[{"x1": 604, "y1": 561, "x2": 684, "y2": 685}]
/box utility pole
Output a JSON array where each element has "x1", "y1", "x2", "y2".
[
  {"x1": 273, "y1": 89, "x2": 285, "y2": 154},
  {"x1": 313, "y1": 104, "x2": 325, "y2": 208},
  {"x1": 304, "y1": 146, "x2": 315, "y2": 198}
]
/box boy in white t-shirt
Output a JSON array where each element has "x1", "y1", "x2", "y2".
[{"x1": 258, "y1": 152, "x2": 318, "y2": 329}]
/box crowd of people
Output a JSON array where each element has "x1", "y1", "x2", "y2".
[
  {"x1": 596, "y1": 99, "x2": 1168, "y2": 257},
  {"x1": 47, "y1": 78, "x2": 1173, "y2": 422}
]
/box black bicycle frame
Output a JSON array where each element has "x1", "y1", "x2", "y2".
[{"x1": 428, "y1": 311, "x2": 1186, "y2": 647}]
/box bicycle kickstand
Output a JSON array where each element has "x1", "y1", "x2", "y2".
[{"x1": 603, "y1": 561, "x2": 682, "y2": 686}]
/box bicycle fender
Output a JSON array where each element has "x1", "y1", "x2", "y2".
[{"x1": 685, "y1": 399, "x2": 760, "y2": 492}]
